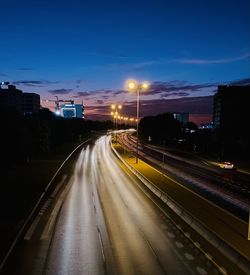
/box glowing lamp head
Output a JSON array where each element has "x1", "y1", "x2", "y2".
[
  {"x1": 118, "y1": 104, "x2": 122, "y2": 109},
  {"x1": 111, "y1": 104, "x2": 115, "y2": 110},
  {"x1": 141, "y1": 82, "x2": 150, "y2": 90},
  {"x1": 127, "y1": 80, "x2": 138, "y2": 91}
]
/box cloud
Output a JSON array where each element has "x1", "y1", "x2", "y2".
[
  {"x1": 101, "y1": 95, "x2": 110, "y2": 100},
  {"x1": 75, "y1": 88, "x2": 124, "y2": 99},
  {"x1": 175, "y1": 53, "x2": 250, "y2": 64},
  {"x1": 73, "y1": 80, "x2": 216, "y2": 104},
  {"x1": 75, "y1": 91, "x2": 92, "y2": 97},
  {"x1": 84, "y1": 96, "x2": 214, "y2": 123},
  {"x1": 145, "y1": 81, "x2": 216, "y2": 97},
  {"x1": 48, "y1": 88, "x2": 73, "y2": 95},
  {"x1": 13, "y1": 80, "x2": 59, "y2": 87},
  {"x1": 160, "y1": 91, "x2": 190, "y2": 98},
  {"x1": 139, "y1": 96, "x2": 213, "y2": 116}
]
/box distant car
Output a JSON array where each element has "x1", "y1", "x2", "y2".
[{"x1": 219, "y1": 161, "x2": 234, "y2": 169}]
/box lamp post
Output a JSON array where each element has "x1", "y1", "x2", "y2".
[
  {"x1": 127, "y1": 80, "x2": 149, "y2": 163},
  {"x1": 111, "y1": 104, "x2": 122, "y2": 142}
]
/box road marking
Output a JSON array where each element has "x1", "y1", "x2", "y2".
[
  {"x1": 184, "y1": 253, "x2": 194, "y2": 261},
  {"x1": 177, "y1": 224, "x2": 182, "y2": 229},
  {"x1": 218, "y1": 266, "x2": 227, "y2": 275},
  {"x1": 24, "y1": 216, "x2": 41, "y2": 240},
  {"x1": 39, "y1": 199, "x2": 52, "y2": 215},
  {"x1": 194, "y1": 241, "x2": 200, "y2": 248},
  {"x1": 196, "y1": 266, "x2": 208, "y2": 274},
  {"x1": 112, "y1": 141, "x2": 232, "y2": 275},
  {"x1": 97, "y1": 227, "x2": 105, "y2": 263},
  {"x1": 175, "y1": 241, "x2": 184, "y2": 248},
  {"x1": 167, "y1": 232, "x2": 175, "y2": 238}
]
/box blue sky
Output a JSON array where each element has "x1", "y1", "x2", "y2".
[{"x1": 0, "y1": 0, "x2": 249, "y2": 123}]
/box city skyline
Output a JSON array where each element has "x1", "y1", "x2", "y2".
[{"x1": 1, "y1": 0, "x2": 249, "y2": 123}]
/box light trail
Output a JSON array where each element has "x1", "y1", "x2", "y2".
[{"x1": 43, "y1": 135, "x2": 222, "y2": 275}]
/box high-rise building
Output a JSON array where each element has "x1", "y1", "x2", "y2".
[
  {"x1": 213, "y1": 85, "x2": 250, "y2": 130},
  {"x1": 0, "y1": 84, "x2": 23, "y2": 112},
  {"x1": 0, "y1": 84, "x2": 40, "y2": 114},
  {"x1": 173, "y1": 112, "x2": 189, "y2": 124},
  {"x1": 22, "y1": 93, "x2": 40, "y2": 114},
  {"x1": 60, "y1": 103, "x2": 84, "y2": 118}
]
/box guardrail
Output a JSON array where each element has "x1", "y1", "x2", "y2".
[{"x1": 111, "y1": 141, "x2": 250, "y2": 274}]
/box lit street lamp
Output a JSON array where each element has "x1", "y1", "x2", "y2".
[
  {"x1": 126, "y1": 80, "x2": 150, "y2": 163},
  {"x1": 110, "y1": 104, "x2": 122, "y2": 142}
]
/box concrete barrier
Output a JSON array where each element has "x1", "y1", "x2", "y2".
[{"x1": 111, "y1": 142, "x2": 250, "y2": 274}]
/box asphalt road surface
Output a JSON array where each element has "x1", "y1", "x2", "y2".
[{"x1": 2, "y1": 135, "x2": 221, "y2": 275}]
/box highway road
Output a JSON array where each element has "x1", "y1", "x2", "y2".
[
  {"x1": 1, "y1": 135, "x2": 220, "y2": 275},
  {"x1": 119, "y1": 132, "x2": 250, "y2": 221}
]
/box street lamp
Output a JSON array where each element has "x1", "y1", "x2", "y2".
[
  {"x1": 126, "y1": 79, "x2": 150, "y2": 163},
  {"x1": 110, "y1": 104, "x2": 122, "y2": 141}
]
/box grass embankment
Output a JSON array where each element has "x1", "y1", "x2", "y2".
[{"x1": 0, "y1": 139, "x2": 86, "y2": 263}]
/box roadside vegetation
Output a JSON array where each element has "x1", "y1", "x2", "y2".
[{"x1": 138, "y1": 112, "x2": 250, "y2": 162}]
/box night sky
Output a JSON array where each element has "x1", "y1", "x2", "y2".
[{"x1": 1, "y1": 0, "x2": 249, "y2": 124}]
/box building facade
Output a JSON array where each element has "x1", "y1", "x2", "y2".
[
  {"x1": 173, "y1": 112, "x2": 189, "y2": 124},
  {"x1": 213, "y1": 85, "x2": 250, "y2": 158},
  {"x1": 0, "y1": 85, "x2": 23, "y2": 112},
  {"x1": 22, "y1": 93, "x2": 41, "y2": 114},
  {"x1": 0, "y1": 84, "x2": 40, "y2": 114},
  {"x1": 213, "y1": 85, "x2": 250, "y2": 130},
  {"x1": 60, "y1": 103, "x2": 84, "y2": 119}
]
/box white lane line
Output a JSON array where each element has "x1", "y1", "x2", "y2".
[
  {"x1": 97, "y1": 228, "x2": 106, "y2": 263},
  {"x1": 167, "y1": 232, "x2": 175, "y2": 238},
  {"x1": 205, "y1": 253, "x2": 213, "y2": 261},
  {"x1": 175, "y1": 241, "x2": 184, "y2": 248},
  {"x1": 196, "y1": 266, "x2": 208, "y2": 274},
  {"x1": 184, "y1": 253, "x2": 194, "y2": 261},
  {"x1": 194, "y1": 241, "x2": 200, "y2": 248},
  {"x1": 176, "y1": 224, "x2": 182, "y2": 229},
  {"x1": 24, "y1": 216, "x2": 41, "y2": 240},
  {"x1": 39, "y1": 199, "x2": 52, "y2": 214},
  {"x1": 218, "y1": 266, "x2": 227, "y2": 275}
]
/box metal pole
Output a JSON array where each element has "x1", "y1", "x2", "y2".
[
  {"x1": 115, "y1": 116, "x2": 117, "y2": 143},
  {"x1": 136, "y1": 87, "x2": 140, "y2": 164},
  {"x1": 162, "y1": 139, "x2": 165, "y2": 171},
  {"x1": 248, "y1": 208, "x2": 250, "y2": 240}
]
